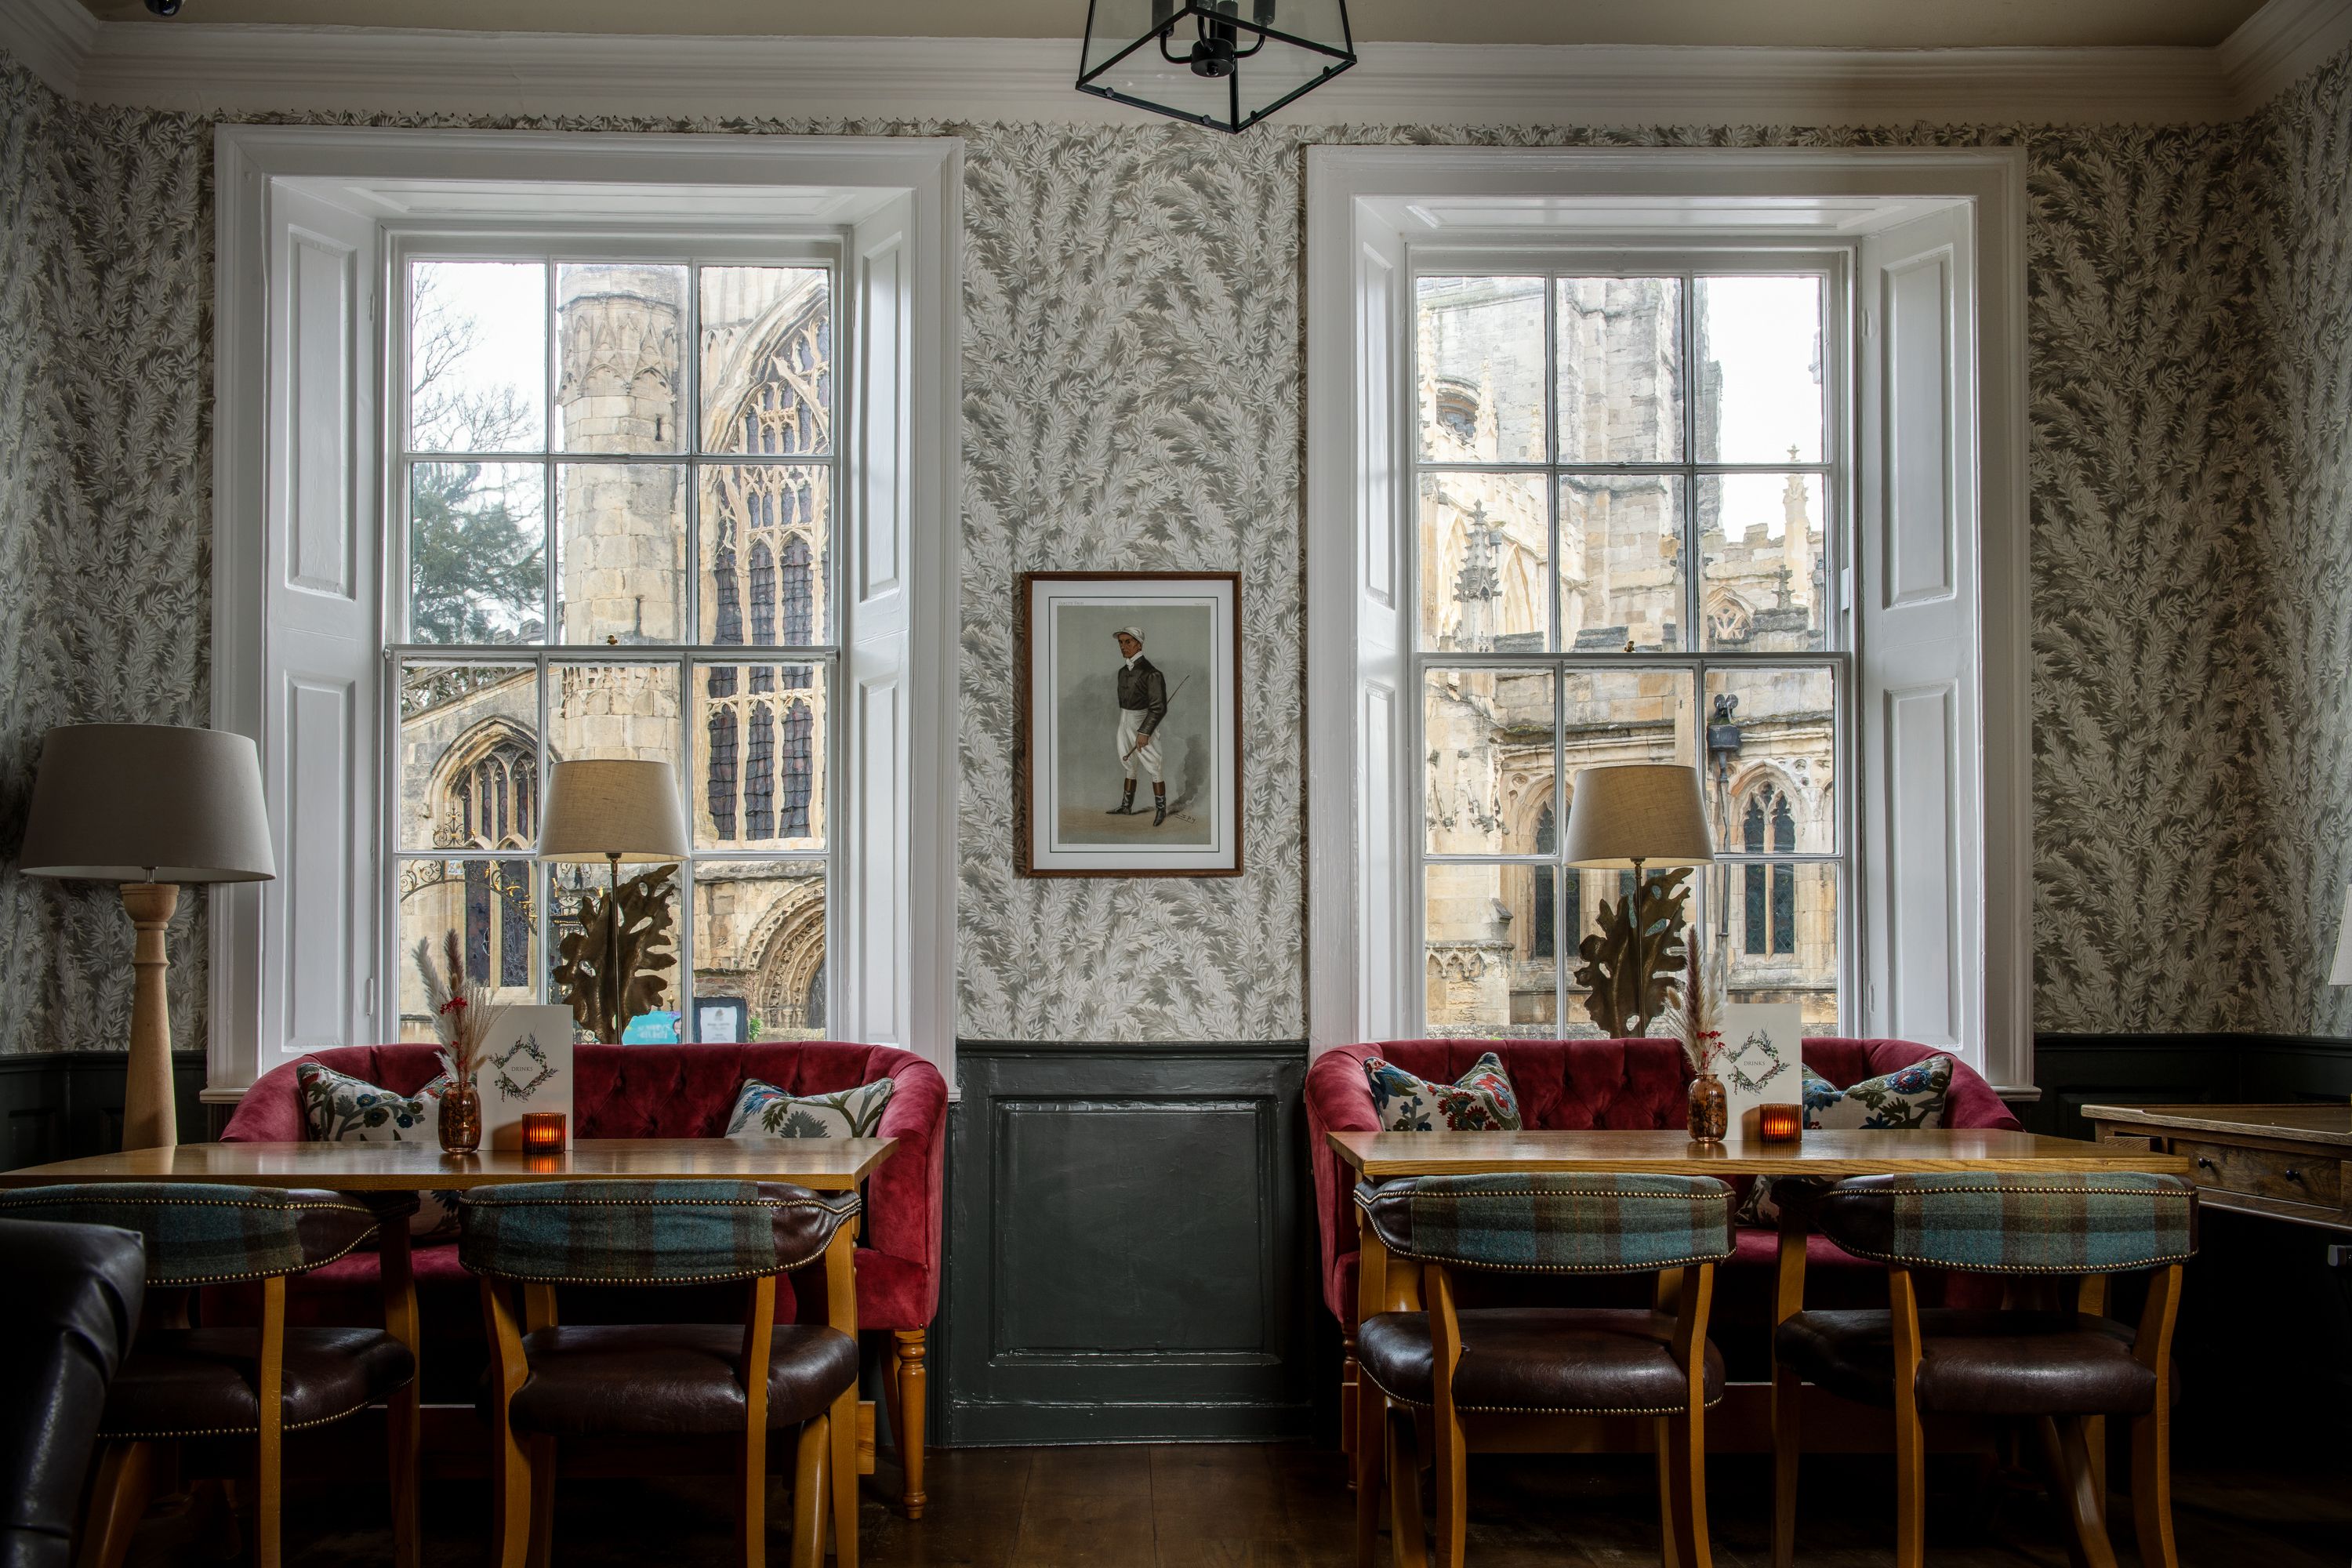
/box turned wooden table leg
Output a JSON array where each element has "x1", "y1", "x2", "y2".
[{"x1": 893, "y1": 1330, "x2": 928, "y2": 1519}]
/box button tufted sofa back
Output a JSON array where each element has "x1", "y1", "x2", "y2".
[{"x1": 220, "y1": 1040, "x2": 950, "y2": 1327}]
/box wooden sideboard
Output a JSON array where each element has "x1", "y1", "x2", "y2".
[{"x1": 2083, "y1": 1103, "x2": 2352, "y2": 1229}]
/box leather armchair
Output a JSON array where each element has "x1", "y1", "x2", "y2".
[{"x1": 0, "y1": 1218, "x2": 145, "y2": 1568}]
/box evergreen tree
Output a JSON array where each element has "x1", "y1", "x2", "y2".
[{"x1": 407, "y1": 270, "x2": 543, "y2": 644}]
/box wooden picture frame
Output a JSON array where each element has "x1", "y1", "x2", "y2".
[{"x1": 1016, "y1": 572, "x2": 1243, "y2": 877}]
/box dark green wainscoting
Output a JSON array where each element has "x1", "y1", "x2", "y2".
[
  {"x1": 941, "y1": 1040, "x2": 1312, "y2": 1446},
  {"x1": 0, "y1": 1051, "x2": 209, "y2": 1168},
  {"x1": 2025, "y1": 1031, "x2": 2352, "y2": 1140}
]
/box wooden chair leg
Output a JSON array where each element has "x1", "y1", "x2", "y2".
[
  {"x1": 1341, "y1": 1338, "x2": 1359, "y2": 1466},
  {"x1": 2034, "y1": 1415, "x2": 2116, "y2": 1568},
  {"x1": 386, "y1": 1376, "x2": 421, "y2": 1568},
  {"x1": 256, "y1": 1274, "x2": 285, "y2": 1568},
  {"x1": 1662, "y1": 1413, "x2": 1709, "y2": 1568},
  {"x1": 829, "y1": 1385, "x2": 858, "y2": 1567},
  {"x1": 483, "y1": 1282, "x2": 535, "y2": 1568},
  {"x1": 378, "y1": 1220, "x2": 423, "y2": 1568},
  {"x1": 1385, "y1": 1407, "x2": 1429, "y2": 1568},
  {"x1": 2129, "y1": 1261, "x2": 2182, "y2": 1568},
  {"x1": 528, "y1": 1436, "x2": 557, "y2": 1568},
  {"x1": 75, "y1": 1440, "x2": 154, "y2": 1568},
  {"x1": 1655, "y1": 1423, "x2": 1681, "y2": 1568},
  {"x1": 790, "y1": 1416, "x2": 831, "y2": 1568},
  {"x1": 2129, "y1": 1409, "x2": 2176, "y2": 1568},
  {"x1": 892, "y1": 1329, "x2": 928, "y2": 1519},
  {"x1": 1354, "y1": 1380, "x2": 1387, "y2": 1568},
  {"x1": 1770, "y1": 1367, "x2": 1801, "y2": 1568},
  {"x1": 1887, "y1": 1269, "x2": 1926, "y2": 1568}
]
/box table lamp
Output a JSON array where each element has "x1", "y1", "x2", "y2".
[
  {"x1": 1562, "y1": 763, "x2": 1715, "y2": 1036},
  {"x1": 19, "y1": 724, "x2": 276, "y2": 1151},
  {"x1": 541, "y1": 759, "x2": 689, "y2": 1043}
]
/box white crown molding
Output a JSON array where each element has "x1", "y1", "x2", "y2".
[
  {"x1": 0, "y1": 0, "x2": 99, "y2": 100},
  {"x1": 4, "y1": 0, "x2": 2339, "y2": 127},
  {"x1": 2220, "y1": 0, "x2": 2352, "y2": 107}
]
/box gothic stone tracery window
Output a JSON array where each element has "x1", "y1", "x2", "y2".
[{"x1": 1743, "y1": 782, "x2": 1798, "y2": 956}]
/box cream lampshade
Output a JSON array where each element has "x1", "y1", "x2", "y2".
[
  {"x1": 2328, "y1": 884, "x2": 2352, "y2": 986},
  {"x1": 1562, "y1": 763, "x2": 1716, "y2": 869},
  {"x1": 539, "y1": 759, "x2": 690, "y2": 863},
  {"x1": 20, "y1": 724, "x2": 276, "y2": 1152}
]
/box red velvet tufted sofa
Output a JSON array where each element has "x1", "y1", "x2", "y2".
[
  {"x1": 220, "y1": 1040, "x2": 946, "y2": 1515},
  {"x1": 1306, "y1": 1037, "x2": 2021, "y2": 1403}
]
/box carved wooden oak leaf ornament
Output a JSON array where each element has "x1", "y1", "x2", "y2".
[{"x1": 552, "y1": 865, "x2": 680, "y2": 1044}]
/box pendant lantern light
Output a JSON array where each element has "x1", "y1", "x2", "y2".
[{"x1": 1077, "y1": 0, "x2": 1356, "y2": 132}]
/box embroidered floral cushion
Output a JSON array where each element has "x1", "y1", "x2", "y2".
[
  {"x1": 1363, "y1": 1052, "x2": 1523, "y2": 1133},
  {"x1": 724, "y1": 1076, "x2": 896, "y2": 1140},
  {"x1": 1737, "y1": 1054, "x2": 1957, "y2": 1225},
  {"x1": 295, "y1": 1060, "x2": 460, "y2": 1238},
  {"x1": 1802, "y1": 1054, "x2": 1953, "y2": 1131}
]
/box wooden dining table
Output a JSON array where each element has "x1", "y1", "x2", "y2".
[
  {"x1": 0, "y1": 1136, "x2": 898, "y2": 1568},
  {"x1": 1328, "y1": 1127, "x2": 2195, "y2": 1504}
]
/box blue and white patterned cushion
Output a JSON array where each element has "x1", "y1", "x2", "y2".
[
  {"x1": 295, "y1": 1060, "x2": 460, "y2": 1238},
  {"x1": 1736, "y1": 1056, "x2": 1957, "y2": 1226},
  {"x1": 724, "y1": 1076, "x2": 896, "y2": 1140},
  {"x1": 1802, "y1": 1054, "x2": 1954, "y2": 1131},
  {"x1": 1364, "y1": 1052, "x2": 1523, "y2": 1132}
]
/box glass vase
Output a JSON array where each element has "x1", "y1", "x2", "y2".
[
  {"x1": 438, "y1": 1079, "x2": 482, "y2": 1155},
  {"x1": 1686, "y1": 1071, "x2": 1728, "y2": 1144}
]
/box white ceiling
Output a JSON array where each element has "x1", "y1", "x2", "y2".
[{"x1": 79, "y1": 0, "x2": 2271, "y2": 50}]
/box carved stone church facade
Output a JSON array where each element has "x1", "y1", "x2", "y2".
[
  {"x1": 1420, "y1": 278, "x2": 1838, "y2": 1035},
  {"x1": 397, "y1": 268, "x2": 833, "y2": 1041}
]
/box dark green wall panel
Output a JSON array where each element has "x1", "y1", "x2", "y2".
[
  {"x1": 0, "y1": 1051, "x2": 205, "y2": 1167},
  {"x1": 945, "y1": 1041, "x2": 1309, "y2": 1446}
]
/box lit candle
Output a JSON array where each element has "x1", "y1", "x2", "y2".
[
  {"x1": 521, "y1": 1112, "x2": 568, "y2": 1153},
  {"x1": 1759, "y1": 1103, "x2": 1802, "y2": 1143}
]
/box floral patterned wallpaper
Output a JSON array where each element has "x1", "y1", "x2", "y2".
[
  {"x1": 2244, "y1": 45, "x2": 2352, "y2": 1036},
  {"x1": 0, "y1": 43, "x2": 2343, "y2": 1053},
  {"x1": 0, "y1": 58, "x2": 209, "y2": 1059}
]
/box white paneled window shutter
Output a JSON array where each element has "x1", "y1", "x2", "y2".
[
  {"x1": 1856, "y1": 205, "x2": 1984, "y2": 1064},
  {"x1": 214, "y1": 174, "x2": 385, "y2": 1086},
  {"x1": 840, "y1": 193, "x2": 915, "y2": 1051}
]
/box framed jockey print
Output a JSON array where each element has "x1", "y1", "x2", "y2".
[{"x1": 1017, "y1": 572, "x2": 1242, "y2": 877}]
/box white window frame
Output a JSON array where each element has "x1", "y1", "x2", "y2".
[
  {"x1": 382, "y1": 231, "x2": 847, "y2": 1046},
  {"x1": 1406, "y1": 245, "x2": 1857, "y2": 1038},
  {"x1": 1305, "y1": 147, "x2": 2033, "y2": 1091},
  {"x1": 208, "y1": 125, "x2": 963, "y2": 1101}
]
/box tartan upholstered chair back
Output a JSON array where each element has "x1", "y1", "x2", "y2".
[
  {"x1": 0, "y1": 1183, "x2": 383, "y2": 1287},
  {"x1": 1778, "y1": 1171, "x2": 2201, "y2": 1568},
  {"x1": 1351, "y1": 1172, "x2": 1737, "y2": 1568},
  {"x1": 0, "y1": 1185, "x2": 421, "y2": 1568},
  {"x1": 1356, "y1": 1172, "x2": 1737, "y2": 1274},
  {"x1": 463, "y1": 1179, "x2": 866, "y2": 1567},
  {"x1": 459, "y1": 1179, "x2": 859, "y2": 1285},
  {"x1": 1811, "y1": 1171, "x2": 2199, "y2": 1276}
]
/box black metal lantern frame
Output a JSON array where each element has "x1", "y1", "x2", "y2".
[{"x1": 1077, "y1": 0, "x2": 1357, "y2": 134}]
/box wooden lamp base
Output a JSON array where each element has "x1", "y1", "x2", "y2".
[{"x1": 119, "y1": 881, "x2": 181, "y2": 1152}]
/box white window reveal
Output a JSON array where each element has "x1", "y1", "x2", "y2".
[
  {"x1": 1305, "y1": 148, "x2": 2031, "y2": 1089},
  {"x1": 208, "y1": 126, "x2": 961, "y2": 1100}
]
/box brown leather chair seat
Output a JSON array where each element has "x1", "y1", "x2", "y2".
[
  {"x1": 1776, "y1": 1308, "x2": 2161, "y2": 1417},
  {"x1": 1359, "y1": 1307, "x2": 1726, "y2": 1414},
  {"x1": 100, "y1": 1327, "x2": 414, "y2": 1440},
  {"x1": 490, "y1": 1323, "x2": 859, "y2": 1439}
]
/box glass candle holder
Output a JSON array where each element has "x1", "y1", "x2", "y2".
[
  {"x1": 521, "y1": 1111, "x2": 568, "y2": 1153},
  {"x1": 1759, "y1": 1102, "x2": 1803, "y2": 1142}
]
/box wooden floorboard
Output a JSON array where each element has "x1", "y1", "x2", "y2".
[{"x1": 168, "y1": 1432, "x2": 2342, "y2": 1567}]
